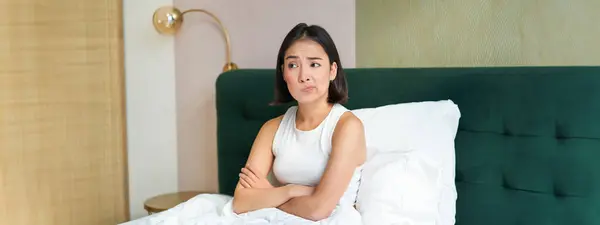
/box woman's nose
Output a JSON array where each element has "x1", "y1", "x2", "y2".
[
  {"x1": 300, "y1": 76, "x2": 310, "y2": 82},
  {"x1": 298, "y1": 68, "x2": 310, "y2": 82}
]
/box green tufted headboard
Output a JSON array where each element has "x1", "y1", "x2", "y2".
[{"x1": 215, "y1": 66, "x2": 600, "y2": 225}]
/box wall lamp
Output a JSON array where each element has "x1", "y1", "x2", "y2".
[{"x1": 152, "y1": 6, "x2": 238, "y2": 72}]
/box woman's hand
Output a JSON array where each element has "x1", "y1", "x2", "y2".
[
  {"x1": 239, "y1": 165, "x2": 274, "y2": 189},
  {"x1": 286, "y1": 184, "x2": 315, "y2": 198}
]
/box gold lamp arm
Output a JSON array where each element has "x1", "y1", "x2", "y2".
[
  {"x1": 181, "y1": 9, "x2": 233, "y2": 70},
  {"x1": 152, "y1": 6, "x2": 238, "y2": 72}
]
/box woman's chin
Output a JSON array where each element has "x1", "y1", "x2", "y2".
[
  {"x1": 295, "y1": 97, "x2": 325, "y2": 105},
  {"x1": 292, "y1": 91, "x2": 328, "y2": 105}
]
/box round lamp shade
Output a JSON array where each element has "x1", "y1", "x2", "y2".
[{"x1": 153, "y1": 6, "x2": 183, "y2": 35}]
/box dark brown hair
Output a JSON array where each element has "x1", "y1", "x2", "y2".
[{"x1": 271, "y1": 23, "x2": 348, "y2": 105}]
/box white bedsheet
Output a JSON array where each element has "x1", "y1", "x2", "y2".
[{"x1": 120, "y1": 193, "x2": 362, "y2": 225}]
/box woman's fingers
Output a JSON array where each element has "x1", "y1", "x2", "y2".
[
  {"x1": 241, "y1": 167, "x2": 259, "y2": 181},
  {"x1": 245, "y1": 165, "x2": 261, "y2": 179},
  {"x1": 239, "y1": 178, "x2": 251, "y2": 188},
  {"x1": 239, "y1": 173, "x2": 254, "y2": 188},
  {"x1": 239, "y1": 173, "x2": 252, "y2": 183}
]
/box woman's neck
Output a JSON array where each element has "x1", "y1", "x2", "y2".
[{"x1": 296, "y1": 101, "x2": 333, "y2": 129}]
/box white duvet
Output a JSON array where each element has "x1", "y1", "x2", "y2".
[{"x1": 120, "y1": 193, "x2": 362, "y2": 225}]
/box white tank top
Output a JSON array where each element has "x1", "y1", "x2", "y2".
[{"x1": 272, "y1": 103, "x2": 362, "y2": 207}]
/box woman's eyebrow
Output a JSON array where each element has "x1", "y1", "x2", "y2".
[{"x1": 284, "y1": 56, "x2": 323, "y2": 60}]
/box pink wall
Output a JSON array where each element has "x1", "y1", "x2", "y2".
[{"x1": 174, "y1": 0, "x2": 356, "y2": 192}]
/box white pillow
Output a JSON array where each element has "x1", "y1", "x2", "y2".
[
  {"x1": 356, "y1": 152, "x2": 442, "y2": 225},
  {"x1": 352, "y1": 100, "x2": 461, "y2": 225}
]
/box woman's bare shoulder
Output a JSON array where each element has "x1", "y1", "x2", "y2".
[
  {"x1": 260, "y1": 105, "x2": 295, "y2": 133},
  {"x1": 253, "y1": 114, "x2": 286, "y2": 144},
  {"x1": 336, "y1": 111, "x2": 364, "y2": 132},
  {"x1": 261, "y1": 114, "x2": 284, "y2": 132},
  {"x1": 331, "y1": 111, "x2": 366, "y2": 162}
]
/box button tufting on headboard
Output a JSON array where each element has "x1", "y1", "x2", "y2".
[
  {"x1": 553, "y1": 183, "x2": 568, "y2": 198},
  {"x1": 555, "y1": 123, "x2": 567, "y2": 139},
  {"x1": 503, "y1": 126, "x2": 513, "y2": 136}
]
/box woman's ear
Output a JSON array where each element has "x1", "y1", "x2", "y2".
[{"x1": 329, "y1": 62, "x2": 338, "y2": 81}]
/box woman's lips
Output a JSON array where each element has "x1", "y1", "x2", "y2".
[{"x1": 301, "y1": 86, "x2": 316, "y2": 92}]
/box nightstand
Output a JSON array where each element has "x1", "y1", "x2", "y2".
[{"x1": 143, "y1": 191, "x2": 204, "y2": 214}]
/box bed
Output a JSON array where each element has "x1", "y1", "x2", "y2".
[{"x1": 215, "y1": 66, "x2": 600, "y2": 225}]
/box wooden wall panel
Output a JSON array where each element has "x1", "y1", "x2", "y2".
[{"x1": 0, "y1": 0, "x2": 128, "y2": 224}]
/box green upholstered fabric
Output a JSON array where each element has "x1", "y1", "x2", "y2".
[{"x1": 215, "y1": 66, "x2": 600, "y2": 225}]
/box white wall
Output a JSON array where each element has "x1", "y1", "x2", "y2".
[
  {"x1": 123, "y1": 0, "x2": 179, "y2": 219},
  {"x1": 173, "y1": 0, "x2": 356, "y2": 192}
]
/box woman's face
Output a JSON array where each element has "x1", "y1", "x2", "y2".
[{"x1": 282, "y1": 38, "x2": 337, "y2": 105}]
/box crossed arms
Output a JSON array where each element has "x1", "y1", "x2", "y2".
[{"x1": 231, "y1": 112, "x2": 366, "y2": 221}]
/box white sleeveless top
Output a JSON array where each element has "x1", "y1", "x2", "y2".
[{"x1": 272, "y1": 103, "x2": 362, "y2": 207}]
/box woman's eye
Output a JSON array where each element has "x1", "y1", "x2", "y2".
[
  {"x1": 287, "y1": 63, "x2": 298, "y2": 68},
  {"x1": 311, "y1": 63, "x2": 321, "y2": 67}
]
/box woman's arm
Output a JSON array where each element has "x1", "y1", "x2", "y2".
[
  {"x1": 232, "y1": 116, "x2": 285, "y2": 214},
  {"x1": 232, "y1": 183, "x2": 292, "y2": 214},
  {"x1": 278, "y1": 112, "x2": 367, "y2": 221},
  {"x1": 232, "y1": 116, "x2": 315, "y2": 214},
  {"x1": 235, "y1": 168, "x2": 315, "y2": 214}
]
